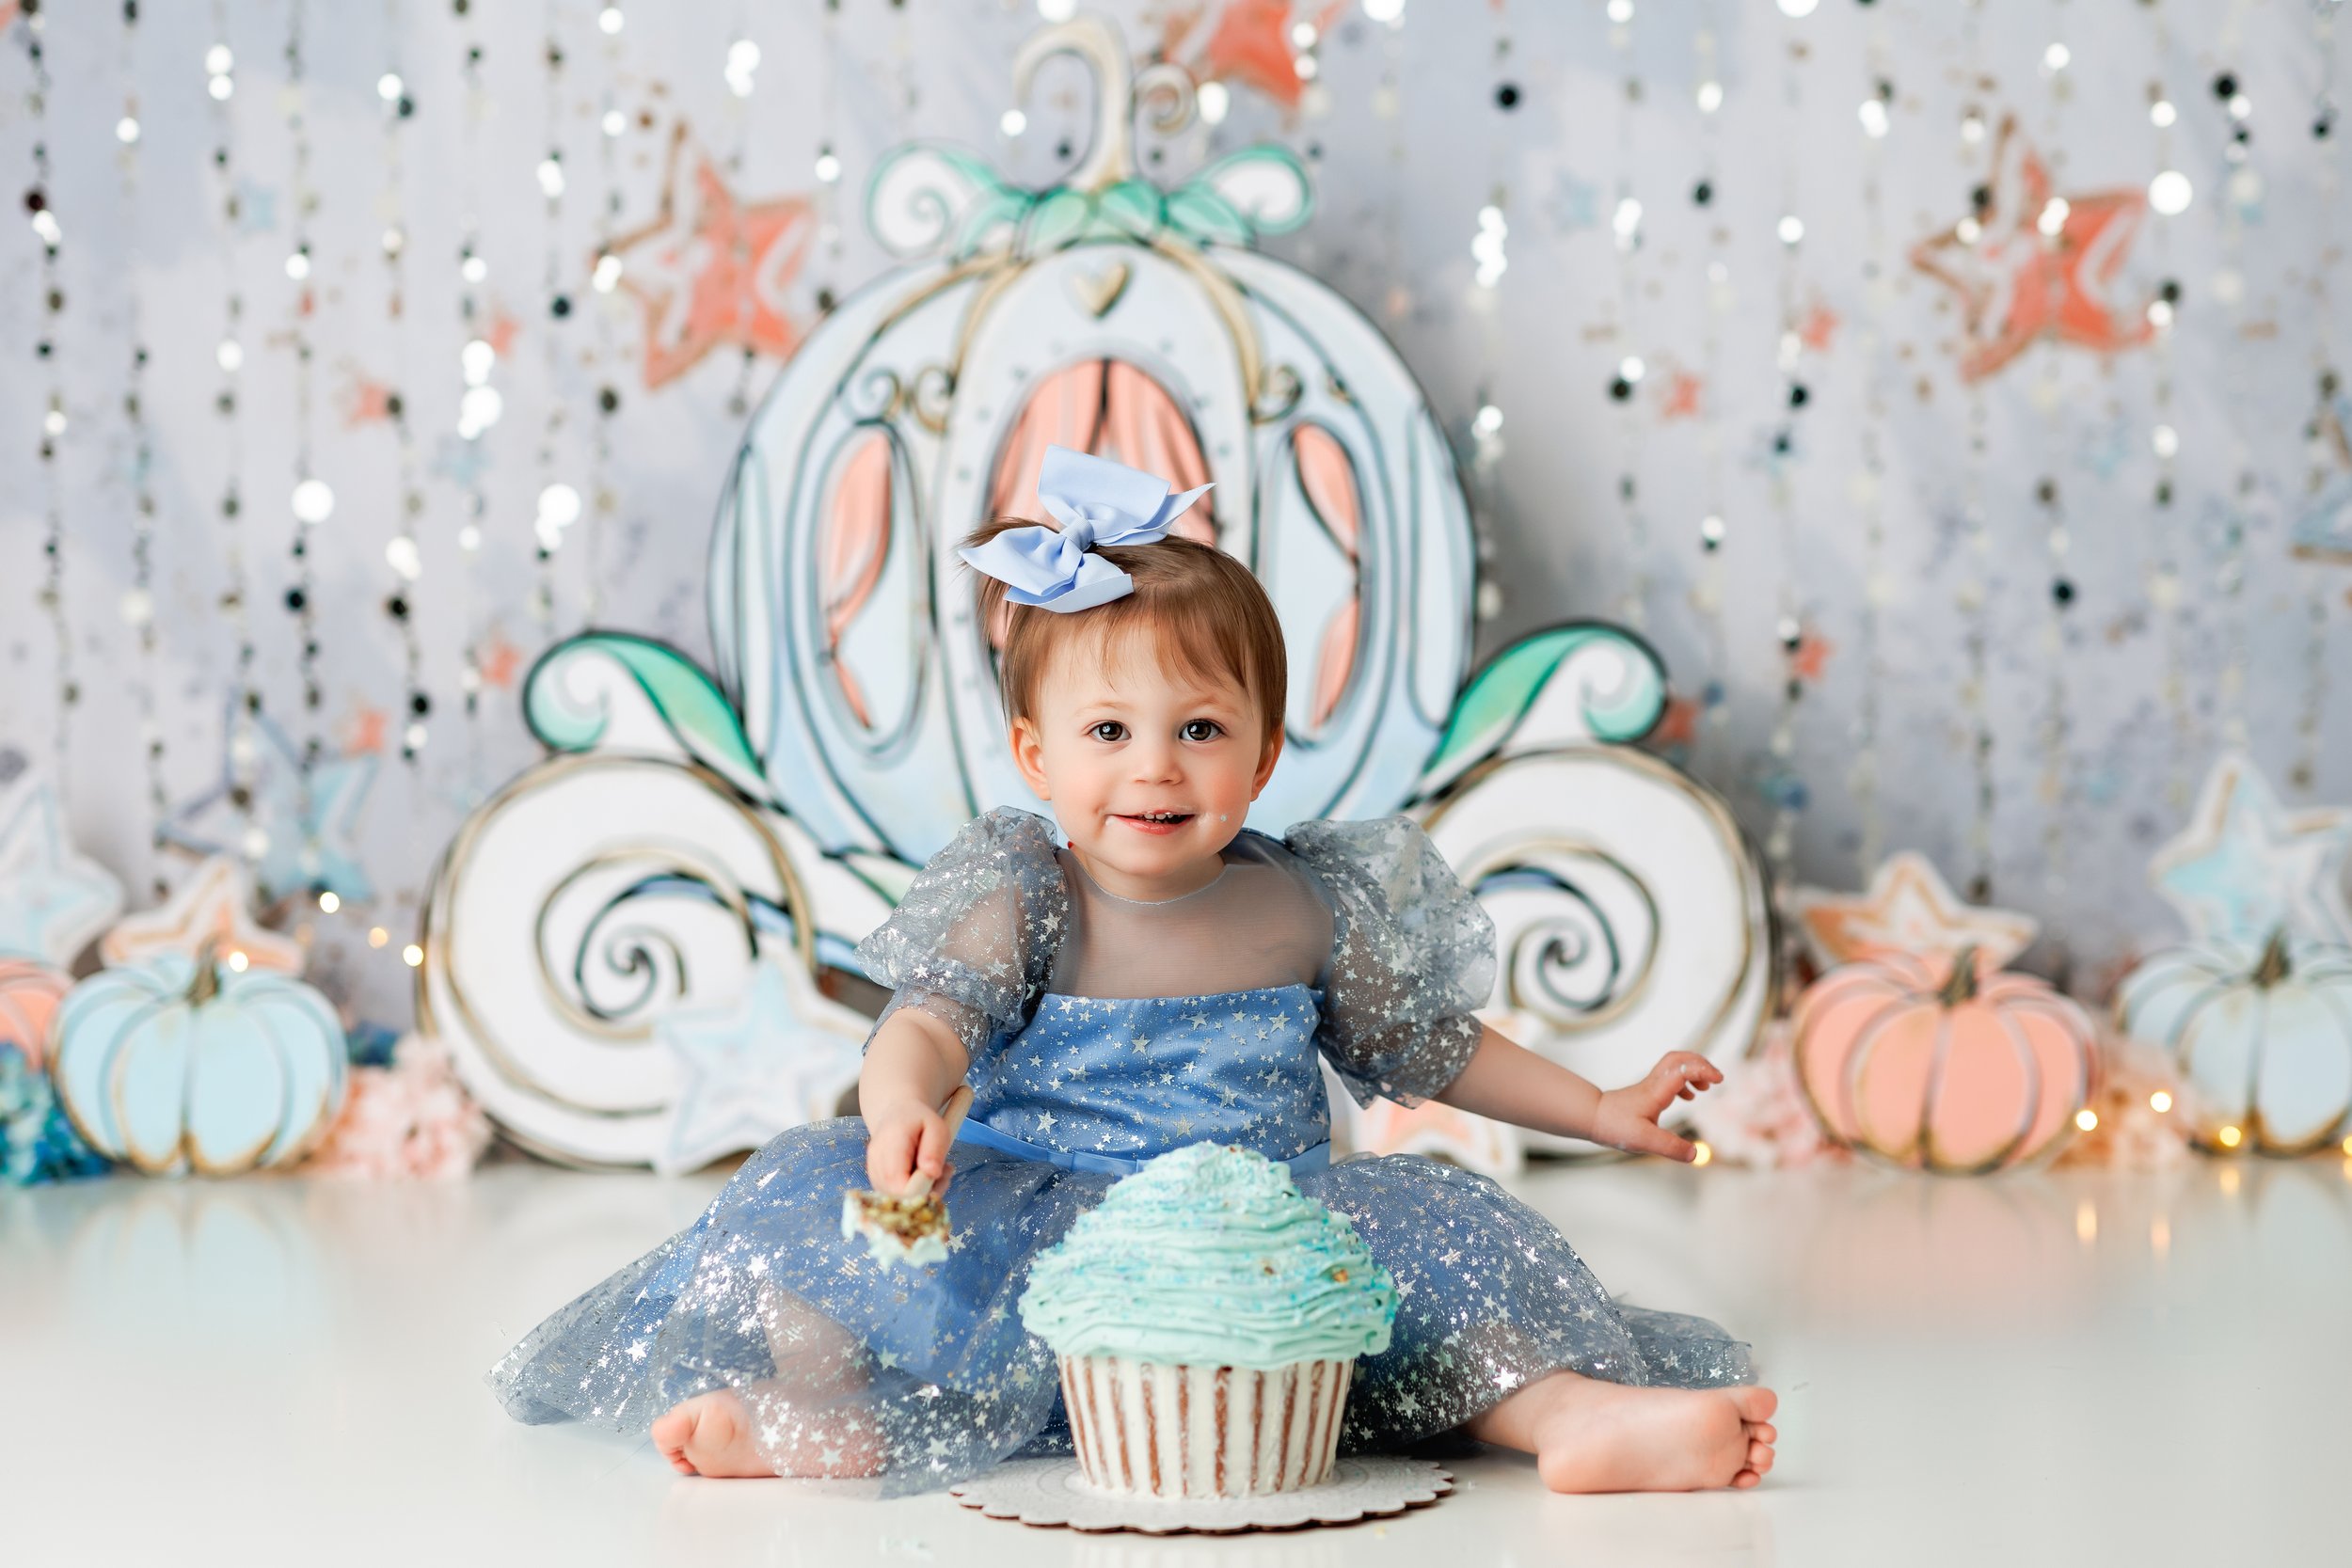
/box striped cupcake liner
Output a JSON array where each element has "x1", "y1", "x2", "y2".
[{"x1": 1057, "y1": 1354, "x2": 1355, "y2": 1499}]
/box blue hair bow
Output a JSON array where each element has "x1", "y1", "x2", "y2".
[{"x1": 957, "y1": 445, "x2": 1214, "y2": 613}]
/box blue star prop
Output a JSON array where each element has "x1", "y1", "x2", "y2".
[
  {"x1": 2150, "y1": 752, "x2": 2352, "y2": 947},
  {"x1": 652, "y1": 954, "x2": 867, "y2": 1176},
  {"x1": 234, "y1": 178, "x2": 278, "y2": 235},
  {"x1": 1542, "y1": 168, "x2": 1599, "y2": 234},
  {"x1": 0, "y1": 773, "x2": 124, "y2": 966},
  {"x1": 430, "y1": 433, "x2": 492, "y2": 490},
  {"x1": 165, "y1": 707, "x2": 377, "y2": 905}
]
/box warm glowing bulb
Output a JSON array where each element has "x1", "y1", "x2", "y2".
[
  {"x1": 402, "y1": 943, "x2": 425, "y2": 968},
  {"x1": 2217, "y1": 1124, "x2": 2242, "y2": 1148},
  {"x1": 1690, "y1": 1140, "x2": 1713, "y2": 1167},
  {"x1": 2343, "y1": 1136, "x2": 2352, "y2": 1157},
  {"x1": 2150, "y1": 1090, "x2": 2172, "y2": 1114},
  {"x1": 318, "y1": 891, "x2": 341, "y2": 913},
  {"x1": 368, "y1": 927, "x2": 389, "y2": 949},
  {"x1": 227, "y1": 951, "x2": 250, "y2": 973},
  {"x1": 2074, "y1": 1109, "x2": 2098, "y2": 1132}
]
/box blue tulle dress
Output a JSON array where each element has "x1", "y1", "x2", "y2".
[{"x1": 489, "y1": 809, "x2": 1754, "y2": 1494}]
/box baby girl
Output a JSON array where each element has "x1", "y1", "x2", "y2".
[{"x1": 491, "y1": 446, "x2": 1776, "y2": 1496}]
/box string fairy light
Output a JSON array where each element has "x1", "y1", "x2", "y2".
[
  {"x1": 1372, "y1": 0, "x2": 1409, "y2": 334},
  {"x1": 1689, "y1": 4, "x2": 1733, "y2": 770},
  {"x1": 1850, "y1": 0, "x2": 1894, "y2": 878},
  {"x1": 531, "y1": 0, "x2": 576, "y2": 631},
  {"x1": 2292, "y1": 0, "x2": 2343, "y2": 794},
  {"x1": 1953, "y1": 4, "x2": 1997, "y2": 903},
  {"x1": 115, "y1": 0, "x2": 170, "y2": 895},
  {"x1": 1465, "y1": 1, "x2": 1513, "y2": 630},
  {"x1": 204, "y1": 0, "x2": 262, "y2": 867},
  {"x1": 1759, "y1": 0, "x2": 1820, "y2": 933},
  {"x1": 584, "y1": 0, "x2": 630, "y2": 624},
  {"x1": 2031, "y1": 0, "x2": 2076, "y2": 971},
  {"x1": 22, "y1": 0, "x2": 75, "y2": 770},
  {"x1": 723, "y1": 3, "x2": 766, "y2": 420},
  {"x1": 2143, "y1": 0, "x2": 2191, "y2": 812},
  {"x1": 2209, "y1": 1, "x2": 2259, "y2": 760},
  {"x1": 1604, "y1": 0, "x2": 1650, "y2": 635},
  {"x1": 280, "y1": 1, "x2": 326, "y2": 751},
  {"x1": 378, "y1": 0, "x2": 428, "y2": 767},
  {"x1": 450, "y1": 0, "x2": 498, "y2": 791}
]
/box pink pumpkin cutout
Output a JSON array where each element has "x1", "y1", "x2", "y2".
[
  {"x1": 1793, "y1": 945, "x2": 2097, "y2": 1173},
  {"x1": 0, "y1": 957, "x2": 71, "y2": 1070}
]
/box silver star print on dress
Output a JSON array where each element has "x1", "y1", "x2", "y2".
[{"x1": 487, "y1": 808, "x2": 1754, "y2": 1496}]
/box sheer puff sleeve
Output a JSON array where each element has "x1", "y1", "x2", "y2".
[
  {"x1": 851, "y1": 807, "x2": 1071, "y2": 1067},
  {"x1": 1284, "y1": 816, "x2": 1498, "y2": 1108}
]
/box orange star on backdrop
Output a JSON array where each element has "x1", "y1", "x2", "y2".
[
  {"x1": 1653, "y1": 694, "x2": 1702, "y2": 748},
  {"x1": 483, "y1": 309, "x2": 522, "y2": 359},
  {"x1": 1790, "y1": 632, "x2": 1834, "y2": 682},
  {"x1": 1910, "y1": 116, "x2": 2153, "y2": 382},
  {"x1": 99, "y1": 856, "x2": 307, "y2": 975},
  {"x1": 1660, "y1": 371, "x2": 1704, "y2": 420},
  {"x1": 340, "y1": 703, "x2": 389, "y2": 756},
  {"x1": 1167, "y1": 0, "x2": 1347, "y2": 110},
  {"x1": 611, "y1": 126, "x2": 815, "y2": 389},
  {"x1": 477, "y1": 632, "x2": 524, "y2": 691},
  {"x1": 1799, "y1": 302, "x2": 1840, "y2": 354},
  {"x1": 1789, "y1": 850, "x2": 2040, "y2": 973},
  {"x1": 342, "y1": 376, "x2": 395, "y2": 428}
]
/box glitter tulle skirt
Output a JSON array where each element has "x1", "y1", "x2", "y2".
[{"x1": 488, "y1": 1117, "x2": 1756, "y2": 1496}]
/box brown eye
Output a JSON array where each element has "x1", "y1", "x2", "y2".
[
  {"x1": 1182, "y1": 720, "x2": 1222, "y2": 743},
  {"x1": 1090, "y1": 721, "x2": 1127, "y2": 743}
]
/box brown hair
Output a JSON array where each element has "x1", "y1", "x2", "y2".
[{"x1": 962, "y1": 517, "x2": 1289, "y2": 752}]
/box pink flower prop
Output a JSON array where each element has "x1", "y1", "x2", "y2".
[
  {"x1": 2052, "y1": 1034, "x2": 2197, "y2": 1171},
  {"x1": 1689, "y1": 1022, "x2": 1849, "y2": 1169},
  {"x1": 305, "y1": 1032, "x2": 492, "y2": 1180}
]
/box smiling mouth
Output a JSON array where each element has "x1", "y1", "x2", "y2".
[{"x1": 1115, "y1": 811, "x2": 1195, "y2": 829}]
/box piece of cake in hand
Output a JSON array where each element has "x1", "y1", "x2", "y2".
[{"x1": 1018, "y1": 1142, "x2": 1398, "y2": 1499}]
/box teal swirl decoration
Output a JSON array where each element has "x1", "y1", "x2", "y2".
[
  {"x1": 524, "y1": 632, "x2": 767, "y2": 801},
  {"x1": 1417, "y1": 623, "x2": 1670, "y2": 799},
  {"x1": 867, "y1": 143, "x2": 1313, "y2": 263}
]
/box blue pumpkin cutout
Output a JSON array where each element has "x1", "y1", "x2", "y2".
[{"x1": 50, "y1": 949, "x2": 348, "y2": 1177}]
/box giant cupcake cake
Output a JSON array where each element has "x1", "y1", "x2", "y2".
[{"x1": 1019, "y1": 1143, "x2": 1398, "y2": 1498}]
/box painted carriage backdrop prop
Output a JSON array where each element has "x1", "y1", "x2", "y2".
[{"x1": 419, "y1": 19, "x2": 1774, "y2": 1170}]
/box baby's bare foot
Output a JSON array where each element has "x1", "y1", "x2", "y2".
[
  {"x1": 1504, "y1": 1374, "x2": 1777, "y2": 1493},
  {"x1": 652, "y1": 1388, "x2": 889, "y2": 1479},
  {"x1": 652, "y1": 1390, "x2": 776, "y2": 1478}
]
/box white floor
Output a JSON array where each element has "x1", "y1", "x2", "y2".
[{"x1": 4, "y1": 1152, "x2": 2345, "y2": 1567}]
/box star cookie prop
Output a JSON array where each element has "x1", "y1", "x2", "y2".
[
  {"x1": 99, "y1": 857, "x2": 306, "y2": 975},
  {"x1": 652, "y1": 954, "x2": 868, "y2": 1176},
  {"x1": 0, "y1": 773, "x2": 124, "y2": 967},
  {"x1": 1791, "y1": 851, "x2": 2040, "y2": 973},
  {"x1": 2149, "y1": 752, "x2": 2352, "y2": 947},
  {"x1": 1911, "y1": 117, "x2": 2153, "y2": 382},
  {"x1": 610, "y1": 126, "x2": 814, "y2": 389}
]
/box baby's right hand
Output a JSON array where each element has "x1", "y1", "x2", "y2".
[{"x1": 864, "y1": 1097, "x2": 954, "y2": 1197}]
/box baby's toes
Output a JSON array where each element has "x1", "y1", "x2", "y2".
[
  {"x1": 1747, "y1": 1438, "x2": 1774, "y2": 1474},
  {"x1": 1746, "y1": 1421, "x2": 1776, "y2": 1446}
]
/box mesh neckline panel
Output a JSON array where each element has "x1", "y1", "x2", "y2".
[{"x1": 1044, "y1": 832, "x2": 1337, "y2": 1000}]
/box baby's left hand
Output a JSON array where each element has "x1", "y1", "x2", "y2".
[{"x1": 1591, "y1": 1052, "x2": 1724, "y2": 1162}]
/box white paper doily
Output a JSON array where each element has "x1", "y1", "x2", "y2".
[{"x1": 950, "y1": 1456, "x2": 1453, "y2": 1534}]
